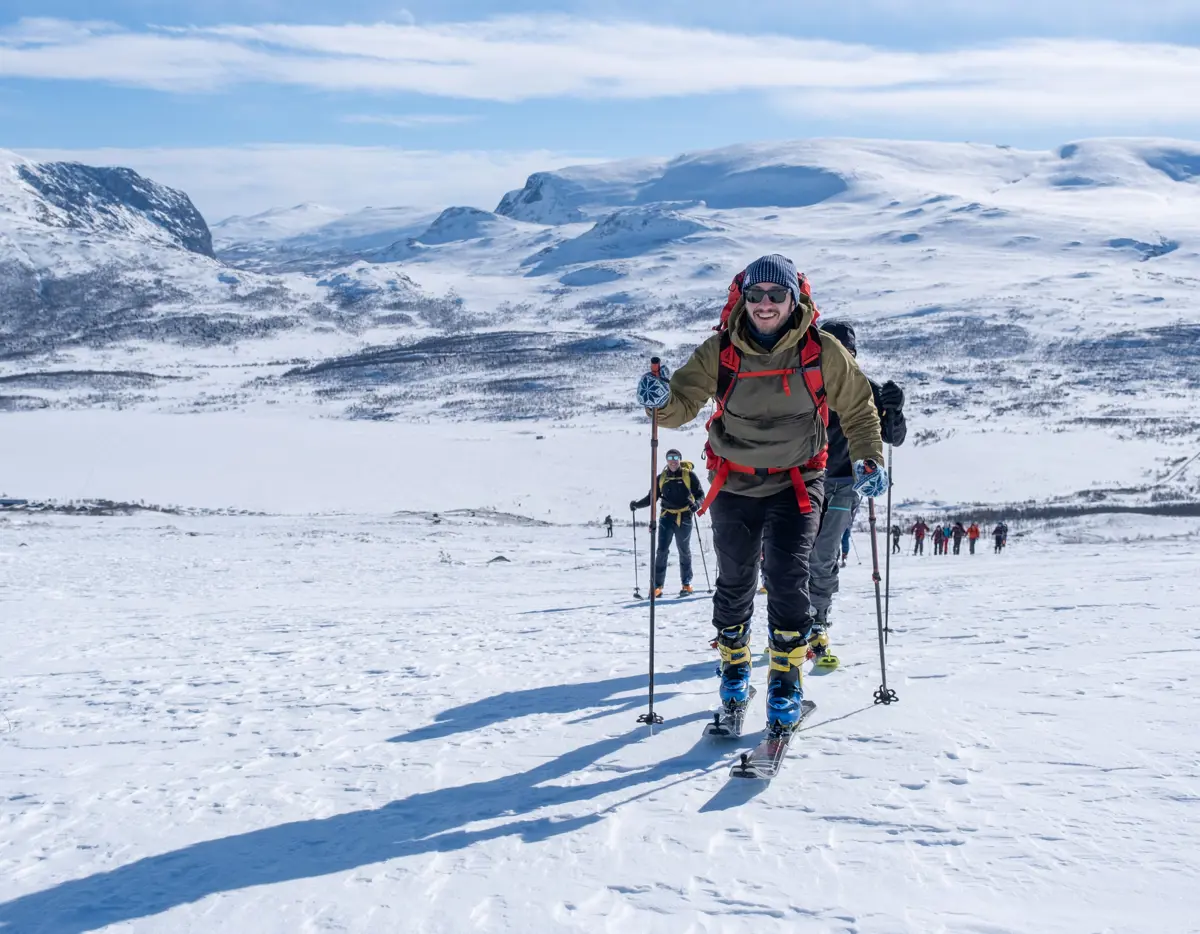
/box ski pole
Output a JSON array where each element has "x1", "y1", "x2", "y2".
[
  {"x1": 884, "y1": 435, "x2": 894, "y2": 642},
  {"x1": 868, "y1": 496, "x2": 899, "y2": 705},
  {"x1": 693, "y1": 513, "x2": 712, "y2": 592},
  {"x1": 631, "y1": 511, "x2": 642, "y2": 600},
  {"x1": 850, "y1": 533, "x2": 861, "y2": 565},
  {"x1": 637, "y1": 357, "x2": 666, "y2": 730}
]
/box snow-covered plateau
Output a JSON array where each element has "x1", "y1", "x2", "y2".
[{"x1": 2, "y1": 134, "x2": 1200, "y2": 933}]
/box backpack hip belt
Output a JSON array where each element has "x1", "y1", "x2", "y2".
[
  {"x1": 661, "y1": 505, "x2": 691, "y2": 525},
  {"x1": 695, "y1": 443, "x2": 827, "y2": 517}
]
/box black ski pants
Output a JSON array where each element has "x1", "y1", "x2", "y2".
[
  {"x1": 914, "y1": 537, "x2": 924, "y2": 555},
  {"x1": 709, "y1": 481, "x2": 823, "y2": 651},
  {"x1": 953, "y1": 537, "x2": 963, "y2": 554},
  {"x1": 654, "y1": 512, "x2": 693, "y2": 588},
  {"x1": 969, "y1": 538, "x2": 977, "y2": 554},
  {"x1": 892, "y1": 535, "x2": 901, "y2": 554}
]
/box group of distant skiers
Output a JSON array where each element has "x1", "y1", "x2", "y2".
[{"x1": 900, "y1": 519, "x2": 1009, "y2": 555}]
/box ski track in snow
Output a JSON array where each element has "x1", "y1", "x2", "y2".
[{"x1": 1, "y1": 514, "x2": 1198, "y2": 933}]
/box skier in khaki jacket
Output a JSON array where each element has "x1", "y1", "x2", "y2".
[{"x1": 635, "y1": 254, "x2": 887, "y2": 734}]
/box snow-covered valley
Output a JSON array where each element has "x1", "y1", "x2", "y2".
[{"x1": 3, "y1": 137, "x2": 1200, "y2": 514}]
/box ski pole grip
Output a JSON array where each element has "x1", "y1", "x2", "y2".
[{"x1": 650, "y1": 356, "x2": 661, "y2": 377}]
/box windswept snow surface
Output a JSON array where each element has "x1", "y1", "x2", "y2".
[{"x1": 2, "y1": 510, "x2": 1198, "y2": 933}]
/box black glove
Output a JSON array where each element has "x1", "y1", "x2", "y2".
[
  {"x1": 878, "y1": 380, "x2": 904, "y2": 413},
  {"x1": 629, "y1": 500, "x2": 638, "y2": 512}
]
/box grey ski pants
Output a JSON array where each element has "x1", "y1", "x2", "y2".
[{"x1": 808, "y1": 476, "x2": 859, "y2": 618}]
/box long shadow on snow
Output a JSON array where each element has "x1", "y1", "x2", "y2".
[
  {"x1": 390, "y1": 659, "x2": 714, "y2": 743},
  {"x1": 517, "y1": 594, "x2": 709, "y2": 616},
  {"x1": 0, "y1": 713, "x2": 718, "y2": 934}
]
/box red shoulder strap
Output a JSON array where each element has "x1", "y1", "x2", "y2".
[
  {"x1": 706, "y1": 331, "x2": 741, "y2": 430},
  {"x1": 800, "y1": 326, "x2": 828, "y2": 427}
]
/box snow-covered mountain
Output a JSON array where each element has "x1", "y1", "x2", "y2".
[
  {"x1": 210, "y1": 202, "x2": 345, "y2": 245},
  {"x1": 8, "y1": 157, "x2": 214, "y2": 255},
  {"x1": 212, "y1": 204, "x2": 440, "y2": 271},
  {"x1": 3, "y1": 137, "x2": 1200, "y2": 510},
  {"x1": 0, "y1": 150, "x2": 432, "y2": 371}
]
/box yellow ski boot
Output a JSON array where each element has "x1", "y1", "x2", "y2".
[{"x1": 807, "y1": 629, "x2": 840, "y2": 671}]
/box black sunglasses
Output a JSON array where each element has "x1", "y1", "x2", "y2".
[{"x1": 744, "y1": 286, "x2": 791, "y2": 304}]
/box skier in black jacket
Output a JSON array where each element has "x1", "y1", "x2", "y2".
[
  {"x1": 951, "y1": 521, "x2": 967, "y2": 555},
  {"x1": 632, "y1": 448, "x2": 705, "y2": 597},
  {"x1": 808, "y1": 321, "x2": 907, "y2": 661}
]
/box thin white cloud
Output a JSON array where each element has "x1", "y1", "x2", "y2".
[
  {"x1": 780, "y1": 39, "x2": 1200, "y2": 125},
  {"x1": 1, "y1": 17, "x2": 1199, "y2": 125},
  {"x1": 340, "y1": 113, "x2": 476, "y2": 128},
  {"x1": 18, "y1": 144, "x2": 596, "y2": 220},
  {"x1": 674, "y1": 0, "x2": 1200, "y2": 29},
  {"x1": 0, "y1": 16, "x2": 116, "y2": 44}
]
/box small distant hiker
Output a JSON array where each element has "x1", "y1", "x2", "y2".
[
  {"x1": 839, "y1": 526, "x2": 851, "y2": 568},
  {"x1": 911, "y1": 518, "x2": 929, "y2": 555},
  {"x1": 604, "y1": 514, "x2": 614, "y2": 538},
  {"x1": 891, "y1": 523, "x2": 903, "y2": 554},
  {"x1": 993, "y1": 520, "x2": 1009, "y2": 554},
  {"x1": 951, "y1": 521, "x2": 967, "y2": 555},
  {"x1": 940, "y1": 523, "x2": 952, "y2": 554},
  {"x1": 932, "y1": 525, "x2": 945, "y2": 555},
  {"x1": 967, "y1": 521, "x2": 980, "y2": 554},
  {"x1": 631, "y1": 448, "x2": 705, "y2": 597}
]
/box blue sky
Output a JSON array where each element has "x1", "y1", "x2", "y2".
[{"x1": 4, "y1": 1, "x2": 1200, "y2": 218}]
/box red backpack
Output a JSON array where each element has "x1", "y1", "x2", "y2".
[{"x1": 694, "y1": 267, "x2": 829, "y2": 518}]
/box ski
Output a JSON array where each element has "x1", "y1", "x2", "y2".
[
  {"x1": 729, "y1": 700, "x2": 817, "y2": 779},
  {"x1": 702, "y1": 687, "x2": 756, "y2": 739},
  {"x1": 625, "y1": 594, "x2": 705, "y2": 608}
]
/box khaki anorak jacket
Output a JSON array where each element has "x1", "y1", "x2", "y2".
[{"x1": 652, "y1": 297, "x2": 884, "y2": 499}]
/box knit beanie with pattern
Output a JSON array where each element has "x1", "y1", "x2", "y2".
[{"x1": 742, "y1": 254, "x2": 800, "y2": 304}]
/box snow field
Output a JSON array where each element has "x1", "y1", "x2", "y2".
[
  {"x1": 2, "y1": 512, "x2": 1198, "y2": 933},
  {"x1": 0, "y1": 412, "x2": 1182, "y2": 518}
]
